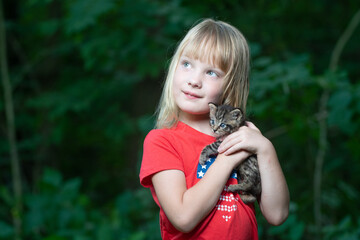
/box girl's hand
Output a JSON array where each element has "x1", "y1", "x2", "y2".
[
  {"x1": 218, "y1": 121, "x2": 290, "y2": 225},
  {"x1": 218, "y1": 121, "x2": 269, "y2": 156}
]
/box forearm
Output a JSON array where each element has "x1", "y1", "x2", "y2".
[
  {"x1": 258, "y1": 140, "x2": 289, "y2": 225},
  {"x1": 180, "y1": 156, "x2": 233, "y2": 230},
  {"x1": 152, "y1": 152, "x2": 245, "y2": 232}
]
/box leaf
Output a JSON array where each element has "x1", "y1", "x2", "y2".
[
  {"x1": 0, "y1": 185, "x2": 13, "y2": 206},
  {"x1": 338, "y1": 181, "x2": 359, "y2": 200},
  {"x1": 289, "y1": 222, "x2": 305, "y2": 240},
  {"x1": 42, "y1": 236, "x2": 68, "y2": 240},
  {"x1": 65, "y1": 0, "x2": 115, "y2": 33},
  {"x1": 128, "y1": 231, "x2": 146, "y2": 240},
  {"x1": 327, "y1": 89, "x2": 355, "y2": 134},
  {"x1": 253, "y1": 56, "x2": 272, "y2": 68},
  {"x1": 60, "y1": 178, "x2": 82, "y2": 201},
  {"x1": 43, "y1": 168, "x2": 63, "y2": 188},
  {"x1": 137, "y1": 115, "x2": 155, "y2": 135},
  {"x1": 38, "y1": 19, "x2": 60, "y2": 36},
  {"x1": 355, "y1": 84, "x2": 360, "y2": 112},
  {"x1": 0, "y1": 221, "x2": 13, "y2": 237},
  {"x1": 96, "y1": 223, "x2": 113, "y2": 240},
  {"x1": 328, "y1": 90, "x2": 352, "y2": 110}
]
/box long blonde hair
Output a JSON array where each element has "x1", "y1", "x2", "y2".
[{"x1": 156, "y1": 18, "x2": 250, "y2": 129}]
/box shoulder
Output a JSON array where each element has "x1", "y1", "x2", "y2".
[
  {"x1": 143, "y1": 128, "x2": 186, "y2": 156},
  {"x1": 144, "y1": 128, "x2": 176, "y2": 146},
  {"x1": 145, "y1": 128, "x2": 173, "y2": 139},
  {"x1": 140, "y1": 128, "x2": 185, "y2": 188}
]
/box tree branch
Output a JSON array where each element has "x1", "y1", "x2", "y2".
[
  {"x1": 0, "y1": 1, "x2": 22, "y2": 239},
  {"x1": 313, "y1": 8, "x2": 360, "y2": 239}
]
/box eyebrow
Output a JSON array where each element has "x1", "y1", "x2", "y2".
[{"x1": 180, "y1": 55, "x2": 224, "y2": 73}]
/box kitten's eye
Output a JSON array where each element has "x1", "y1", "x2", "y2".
[
  {"x1": 220, "y1": 123, "x2": 227, "y2": 129},
  {"x1": 210, "y1": 119, "x2": 215, "y2": 125}
]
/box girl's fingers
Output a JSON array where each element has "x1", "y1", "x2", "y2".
[
  {"x1": 245, "y1": 121, "x2": 261, "y2": 132},
  {"x1": 219, "y1": 150, "x2": 252, "y2": 166},
  {"x1": 218, "y1": 123, "x2": 261, "y2": 154},
  {"x1": 219, "y1": 133, "x2": 246, "y2": 155},
  {"x1": 223, "y1": 143, "x2": 243, "y2": 156},
  {"x1": 218, "y1": 132, "x2": 242, "y2": 153}
]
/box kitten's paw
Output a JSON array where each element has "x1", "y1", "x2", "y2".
[
  {"x1": 227, "y1": 184, "x2": 241, "y2": 192},
  {"x1": 199, "y1": 156, "x2": 207, "y2": 165},
  {"x1": 240, "y1": 194, "x2": 256, "y2": 204}
]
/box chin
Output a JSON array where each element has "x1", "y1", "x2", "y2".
[
  {"x1": 185, "y1": 108, "x2": 209, "y2": 115},
  {"x1": 178, "y1": 105, "x2": 207, "y2": 115}
]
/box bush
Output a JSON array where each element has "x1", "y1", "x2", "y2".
[{"x1": 0, "y1": 169, "x2": 160, "y2": 240}]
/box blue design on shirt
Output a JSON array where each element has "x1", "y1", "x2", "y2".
[{"x1": 197, "y1": 157, "x2": 237, "y2": 179}]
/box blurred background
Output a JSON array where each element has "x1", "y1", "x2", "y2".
[{"x1": 1, "y1": 0, "x2": 360, "y2": 239}]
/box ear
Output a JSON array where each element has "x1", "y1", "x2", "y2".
[
  {"x1": 208, "y1": 102, "x2": 217, "y2": 117},
  {"x1": 230, "y1": 108, "x2": 243, "y2": 120}
]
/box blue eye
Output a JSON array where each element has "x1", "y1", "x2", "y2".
[
  {"x1": 207, "y1": 71, "x2": 218, "y2": 77},
  {"x1": 220, "y1": 123, "x2": 227, "y2": 129},
  {"x1": 183, "y1": 61, "x2": 190, "y2": 68},
  {"x1": 210, "y1": 119, "x2": 215, "y2": 125}
]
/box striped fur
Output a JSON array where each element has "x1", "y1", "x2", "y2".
[{"x1": 199, "y1": 103, "x2": 261, "y2": 204}]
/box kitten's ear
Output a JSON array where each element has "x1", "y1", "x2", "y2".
[
  {"x1": 230, "y1": 108, "x2": 244, "y2": 120},
  {"x1": 208, "y1": 103, "x2": 217, "y2": 117}
]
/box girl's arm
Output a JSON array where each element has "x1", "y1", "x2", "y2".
[
  {"x1": 218, "y1": 122, "x2": 290, "y2": 226},
  {"x1": 152, "y1": 150, "x2": 251, "y2": 233}
]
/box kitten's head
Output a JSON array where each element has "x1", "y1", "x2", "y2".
[{"x1": 208, "y1": 103, "x2": 245, "y2": 137}]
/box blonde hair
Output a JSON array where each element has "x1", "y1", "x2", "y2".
[{"x1": 156, "y1": 18, "x2": 250, "y2": 129}]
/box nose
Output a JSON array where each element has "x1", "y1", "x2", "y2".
[
  {"x1": 187, "y1": 81, "x2": 201, "y2": 88},
  {"x1": 187, "y1": 71, "x2": 202, "y2": 88},
  {"x1": 212, "y1": 126, "x2": 219, "y2": 133}
]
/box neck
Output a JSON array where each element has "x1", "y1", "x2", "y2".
[{"x1": 179, "y1": 112, "x2": 215, "y2": 136}]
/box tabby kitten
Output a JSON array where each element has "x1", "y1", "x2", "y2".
[{"x1": 199, "y1": 103, "x2": 261, "y2": 204}]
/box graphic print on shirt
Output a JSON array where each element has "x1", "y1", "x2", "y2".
[{"x1": 197, "y1": 157, "x2": 240, "y2": 223}]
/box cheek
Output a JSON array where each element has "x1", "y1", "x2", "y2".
[
  {"x1": 172, "y1": 74, "x2": 181, "y2": 93},
  {"x1": 173, "y1": 69, "x2": 185, "y2": 91},
  {"x1": 207, "y1": 84, "x2": 224, "y2": 102}
]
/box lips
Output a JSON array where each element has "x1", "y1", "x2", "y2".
[{"x1": 183, "y1": 90, "x2": 201, "y2": 99}]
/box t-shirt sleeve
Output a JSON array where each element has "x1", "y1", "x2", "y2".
[{"x1": 139, "y1": 129, "x2": 184, "y2": 188}]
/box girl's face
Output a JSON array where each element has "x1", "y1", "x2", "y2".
[{"x1": 173, "y1": 54, "x2": 225, "y2": 120}]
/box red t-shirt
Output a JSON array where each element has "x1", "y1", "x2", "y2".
[{"x1": 140, "y1": 121, "x2": 258, "y2": 240}]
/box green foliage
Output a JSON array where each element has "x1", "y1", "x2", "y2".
[
  {"x1": 1, "y1": 0, "x2": 360, "y2": 239},
  {"x1": 65, "y1": 0, "x2": 116, "y2": 33},
  {"x1": 0, "y1": 169, "x2": 160, "y2": 240},
  {"x1": 323, "y1": 216, "x2": 360, "y2": 240},
  {"x1": 257, "y1": 202, "x2": 306, "y2": 240},
  {"x1": 250, "y1": 50, "x2": 360, "y2": 239}
]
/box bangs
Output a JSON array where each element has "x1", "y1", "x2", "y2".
[
  {"x1": 181, "y1": 27, "x2": 233, "y2": 73},
  {"x1": 156, "y1": 19, "x2": 250, "y2": 128}
]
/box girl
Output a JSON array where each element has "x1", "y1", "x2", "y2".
[{"x1": 140, "y1": 18, "x2": 289, "y2": 239}]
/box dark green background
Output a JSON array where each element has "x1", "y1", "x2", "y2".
[{"x1": 1, "y1": 0, "x2": 360, "y2": 239}]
